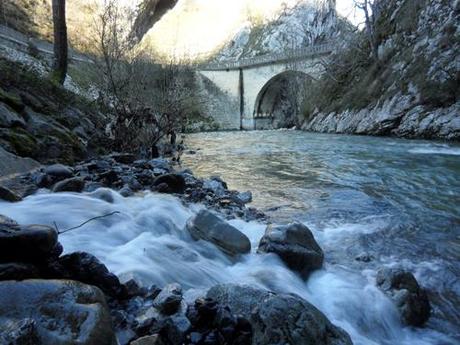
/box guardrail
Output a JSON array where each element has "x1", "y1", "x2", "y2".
[
  {"x1": 0, "y1": 25, "x2": 91, "y2": 63},
  {"x1": 200, "y1": 43, "x2": 335, "y2": 71}
]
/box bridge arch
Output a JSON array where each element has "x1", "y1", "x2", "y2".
[{"x1": 253, "y1": 70, "x2": 313, "y2": 130}]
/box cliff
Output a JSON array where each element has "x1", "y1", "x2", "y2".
[{"x1": 301, "y1": 0, "x2": 460, "y2": 140}]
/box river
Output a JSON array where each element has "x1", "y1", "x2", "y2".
[{"x1": 1, "y1": 131, "x2": 459, "y2": 344}]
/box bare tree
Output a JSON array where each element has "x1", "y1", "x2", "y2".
[
  {"x1": 354, "y1": 0, "x2": 380, "y2": 61},
  {"x1": 93, "y1": 0, "x2": 202, "y2": 154},
  {"x1": 51, "y1": 0, "x2": 68, "y2": 84}
]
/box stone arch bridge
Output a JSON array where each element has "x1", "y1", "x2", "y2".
[{"x1": 198, "y1": 43, "x2": 335, "y2": 130}]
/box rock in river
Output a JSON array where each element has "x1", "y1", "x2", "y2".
[
  {"x1": 0, "y1": 279, "x2": 115, "y2": 345},
  {"x1": 186, "y1": 210, "x2": 251, "y2": 256},
  {"x1": 52, "y1": 177, "x2": 85, "y2": 193},
  {"x1": 0, "y1": 223, "x2": 60, "y2": 263},
  {"x1": 257, "y1": 222, "x2": 324, "y2": 278},
  {"x1": 376, "y1": 267, "x2": 431, "y2": 326},
  {"x1": 207, "y1": 284, "x2": 352, "y2": 345},
  {"x1": 153, "y1": 174, "x2": 186, "y2": 194}
]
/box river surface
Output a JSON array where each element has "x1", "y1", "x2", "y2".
[{"x1": 1, "y1": 131, "x2": 460, "y2": 345}]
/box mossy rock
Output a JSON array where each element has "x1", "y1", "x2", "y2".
[
  {"x1": 0, "y1": 127, "x2": 39, "y2": 158},
  {"x1": 0, "y1": 88, "x2": 24, "y2": 112}
]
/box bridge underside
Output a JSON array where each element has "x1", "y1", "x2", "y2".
[{"x1": 254, "y1": 71, "x2": 312, "y2": 130}]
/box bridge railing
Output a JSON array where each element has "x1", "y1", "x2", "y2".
[{"x1": 200, "y1": 42, "x2": 335, "y2": 71}]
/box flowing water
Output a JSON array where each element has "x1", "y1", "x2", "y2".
[{"x1": 1, "y1": 131, "x2": 460, "y2": 345}]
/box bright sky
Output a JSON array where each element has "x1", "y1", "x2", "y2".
[{"x1": 140, "y1": 0, "x2": 363, "y2": 58}]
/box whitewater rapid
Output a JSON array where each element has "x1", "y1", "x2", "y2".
[{"x1": 1, "y1": 188, "x2": 456, "y2": 345}]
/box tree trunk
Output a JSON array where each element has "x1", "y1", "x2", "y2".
[{"x1": 52, "y1": 0, "x2": 68, "y2": 85}]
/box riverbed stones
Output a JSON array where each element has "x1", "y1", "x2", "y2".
[
  {"x1": 376, "y1": 267, "x2": 431, "y2": 326},
  {"x1": 186, "y1": 210, "x2": 251, "y2": 255},
  {"x1": 153, "y1": 283, "x2": 183, "y2": 315},
  {"x1": 52, "y1": 177, "x2": 85, "y2": 192},
  {"x1": 0, "y1": 224, "x2": 60, "y2": 263},
  {"x1": 0, "y1": 279, "x2": 115, "y2": 345},
  {"x1": 257, "y1": 222, "x2": 324, "y2": 278},
  {"x1": 207, "y1": 284, "x2": 352, "y2": 345}
]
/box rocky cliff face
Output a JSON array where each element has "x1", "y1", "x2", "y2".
[
  {"x1": 217, "y1": 0, "x2": 350, "y2": 60},
  {"x1": 301, "y1": 0, "x2": 460, "y2": 140}
]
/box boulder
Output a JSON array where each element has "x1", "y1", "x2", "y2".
[
  {"x1": 0, "y1": 103, "x2": 26, "y2": 128},
  {"x1": 257, "y1": 222, "x2": 324, "y2": 278},
  {"x1": 0, "y1": 224, "x2": 60, "y2": 263},
  {"x1": 44, "y1": 164, "x2": 73, "y2": 179},
  {"x1": 0, "y1": 185, "x2": 22, "y2": 202},
  {"x1": 186, "y1": 210, "x2": 251, "y2": 256},
  {"x1": 236, "y1": 191, "x2": 252, "y2": 204},
  {"x1": 153, "y1": 283, "x2": 183, "y2": 315},
  {"x1": 207, "y1": 284, "x2": 352, "y2": 345},
  {"x1": 0, "y1": 146, "x2": 40, "y2": 177},
  {"x1": 120, "y1": 185, "x2": 134, "y2": 197},
  {"x1": 0, "y1": 214, "x2": 19, "y2": 229},
  {"x1": 50, "y1": 251, "x2": 125, "y2": 298},
  {"x1": 376, "y1": 268, "x2": 431, "y2": 326},
  {"x1": 153, "y1": 174, "x2": 186, "y2": 194},
  {"x1": 0, "y1": 279, "x2": 115, "y2": 345},
  {"x1": 52, "y1": 177, "x2": 85, "y2": 193}
]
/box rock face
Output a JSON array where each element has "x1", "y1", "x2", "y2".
[
  {"x1": 0, "y1": 279, "x2": 115, "y2": 345},
  {"x1": 376, "y1": 267, "x2": 431, "y2": 327},
  {"x1": 257, "y1": 222, "x2": 324, "y2": 278},
  {"x1": 207, "y1": 284, "x2": 352, "y2": 345},
  {"x1": 186, "y1": 210, "x2": 251, "y2": 255}
]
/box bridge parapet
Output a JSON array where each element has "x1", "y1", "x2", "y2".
[{"x1": 200, "y1": 42, "x2": 335, "y2": 71}]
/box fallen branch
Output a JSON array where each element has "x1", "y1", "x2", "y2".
[{"x1": 56, "y1": 211, "x2": 121, "y2": 234}]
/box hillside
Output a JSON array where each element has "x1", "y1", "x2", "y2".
[{"x1": 217, "y1": 0, "x2": 351, "y2": 60}]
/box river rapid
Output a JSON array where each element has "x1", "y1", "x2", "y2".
[{"x1": 1, "y1": 131, "x2": 459, "y2": 345}]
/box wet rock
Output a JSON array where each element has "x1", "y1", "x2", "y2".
[
  {"x1": 0, "y1": 318, "x2": 40, "y2": 345},
  {"x1": 149, "y1": 158, "x2": 171, "y2": 172},
  {"x1": 0, "y1": 214, "x2": 19, "y2": 229},
  {"x1": 124, "y1": 279, "x2": 148, "y2": 298},
  {"x1": 376, "y1": 267, "x2": 431, "y2": 326},
  {"x1": 0, "y1": 185, "x2": 22, "y2": 202},
  {"x1": 153, "y1": 283, "x2": 183, "y2": 315},
  {"x1": 257, "y1": 222, "x2": 324, "y2": 278},
  {"x1": 203, "y1": 179, "x2": 226, "y2": 197},
  {"x1": 0, "y1": 224, "x2": 60, "y2": 263},
  {"x1": 0, "y1": 262, "x2": 40, "y2": 281},
  {"x1": 186, "y1": 210, "x2": 251, "y2": 256},
  {"x1": 120, "y1": 185, "x2": 134, "y2": 197},
  {"x1": 44, "y1": 163, "x2": 73, "y2": 179},
  {"x1": 153, "y1": 174, "x2": 186, "y2": 194},
  {"x1": 236, "y1": 191, "x2": 252, "y2": 204},
  {"x1": 50, "y1": 251, "x2": 125, "y2": 298},
  {"x1": 0, "y1": 279, "x2": 115, "y2": 345},
  {"x1": 52, "y1": 177, "x2": 85, "y2": 193},
  {"x1": 89, "y1": 188, "x2": 115, "y2": 203},
  {"x1": 159, "y1": 315, "x2": 191, "y2": 344},
  {"x1": 207, "y1": 284, "x2": 352, "y2": 345}
]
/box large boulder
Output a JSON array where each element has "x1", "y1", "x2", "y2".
[
  {"x1": 257, "y1": 222, "x2": 324, "y2": 278},
  {"x1": 376, "y1": 268, "x2": 431, "y2": 326},
  {"x1": 44, "y1": 164, "x2": 73, "y2": 179},
  {"x1": 0, "y1": 146, "x2": 40, "y2": 176},
  {"x1": 207, "y1": 284, "x2": 352, "y2": 345},
  {"x1": 50, "y1": 251, "x2": 125, "y2": 298},
  {"x1": 186, "y1": 210, "x2": 251, "y2": 256},
  {"x1": 0, "y1": 223, "x2": 61, "y2": 263},
  {"x1": 0, "y1": 279, "x2": 115, "y2": 345}
]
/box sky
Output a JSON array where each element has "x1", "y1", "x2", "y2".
[{"x1": 141, "y1": 0, "x2": 364, "y2": 58}]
